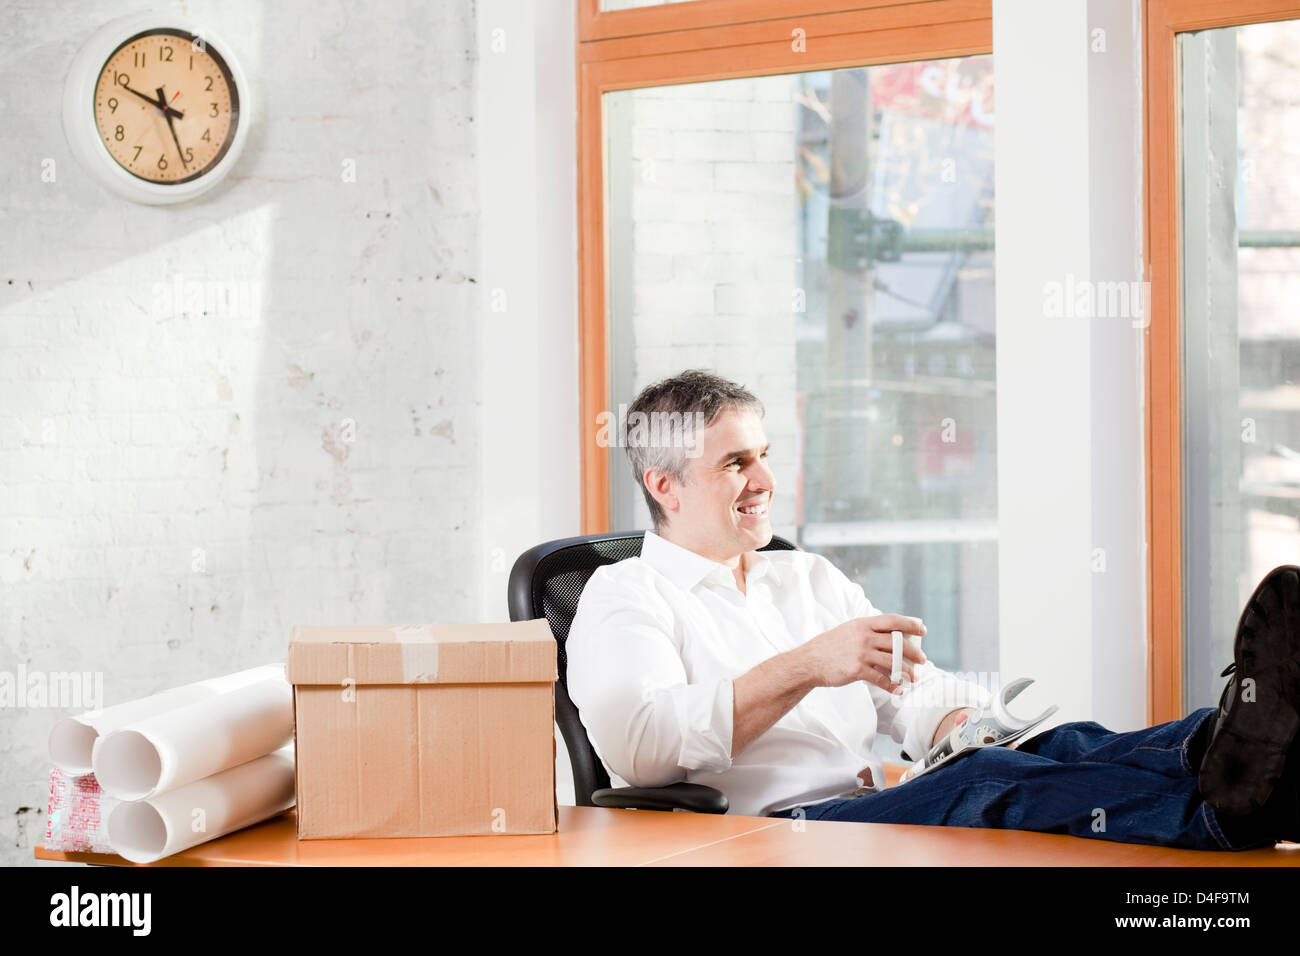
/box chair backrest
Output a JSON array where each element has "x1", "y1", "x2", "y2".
[{"x1": 507, "y1": 530, "x2": 798, "y2": 806}]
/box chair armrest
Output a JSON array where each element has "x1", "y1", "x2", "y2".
[{"x1": 590, "y1": 782, "x2": 729, "y2": 814}]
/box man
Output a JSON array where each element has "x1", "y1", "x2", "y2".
[{"x1": 567, "y1": 369, "x2": 1300, "y2": 850}]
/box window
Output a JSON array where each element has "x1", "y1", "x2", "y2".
[
  {"x1": 1179, "y1": 18, "x2": 1300, "y2": 710},
  {"x1": 1146, "y1": 0, "x2": 1300, "y2": 719},
  {"x1": 581, "y1": 4, "x2": 997, "y2": 710}
]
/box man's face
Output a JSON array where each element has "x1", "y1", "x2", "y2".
[{"x1": 656, "y1": 406, "x2": 775, "y2": 561}]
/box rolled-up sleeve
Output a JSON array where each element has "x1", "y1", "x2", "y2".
[
  {"x1": 567, "y1": 572, "x2": 734, "y2": 788},
  {"x1": 825, "y1": 557, "x2": 993, "y2": 761}
]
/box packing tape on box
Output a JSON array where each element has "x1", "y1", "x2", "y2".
[
  {"x1": 92, "y1": 677, "x2": 293, "y2": 801},
  {"x1": 47, "y1": 664, "x2": 285, "y2": 777},
  {"x1": 106, "y1": 746, "x2": 296, "y2": 864},
  {"x1": 396, "y1": 625, "x2": 439, "y2": 682}
]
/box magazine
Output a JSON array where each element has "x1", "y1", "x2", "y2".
[{"x1": 897, "y1": 677, "x2": 1059, "y2": 784}]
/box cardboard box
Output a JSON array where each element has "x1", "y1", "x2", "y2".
[{"x1": 287, "y1": 621, "x2": 557, "y2": 839}]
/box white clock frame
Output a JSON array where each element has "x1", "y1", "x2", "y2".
[{"x1": 62, "y1": 12, "x2": 252, "y2": 205}]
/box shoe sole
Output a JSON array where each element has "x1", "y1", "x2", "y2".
[{"x1": 1199, "y1": 565, "x2": 1300, "y2": 816}]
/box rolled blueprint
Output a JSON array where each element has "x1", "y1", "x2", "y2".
[
  {"x1": 48, "y1": 664, "x2": 285, "y2": 776},
  {"x1": 93, "y1": 676, "x2": 293, "y2": 801},
  {"x1": 106, "y1": 746, "x2": 295, "y2": 864}
]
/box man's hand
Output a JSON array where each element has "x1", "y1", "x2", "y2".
[
  {"x1": 931, "y1": 706, "x2": 979, "y2": 747},
  {"x1": 797, "y1": 613, "x2": 928, "y2": 694}
]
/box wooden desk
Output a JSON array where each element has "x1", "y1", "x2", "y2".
[{"x1": 34, "y1": 807, "x2": 1300, "y2": 866}]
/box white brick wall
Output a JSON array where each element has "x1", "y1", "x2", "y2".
[{"x1": 0, "y1": 0, "x2": 483, "y2": 865}]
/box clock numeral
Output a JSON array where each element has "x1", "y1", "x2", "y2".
[
  {"x1": 160, "y1": 45, "x2": 174, "y2": 62},
  {"x1": 189, "y1": 55, "x2": 193, "y2": 70},
  {"x1": 158, "y1": 154, "x2": 168, "y2": 170},
  {"x1": 114, "y1": 125, "x2": 124, "y2": 141},
  {"x1": 114, "y1": 72, "x2": 130, "y2": 87},
  {"x1": 133, "y1": 52, "x2": 144, "y2": 68},
  {"x1": 204, "y1": 76, "x2": 214, "y2": 92},
  {"x1": 201, "y1": 128, "x2": 211, "y2": 142},
  {"x1": 132, "y1": 146, "x2": 142, "y2": 163},
  {"x1": 184, "y1": 146, "x2": 194, "y2": 164},
  {"x1": 107, "y1": 97, "x2": 118, "y2": 113},
  {"x1": 209, "y1": 102, "x2": 219, "y2": 117}
]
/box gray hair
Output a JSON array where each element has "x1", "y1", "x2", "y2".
[{"x1": 623, "y1": 369, "x2": 765, "y2": 530}]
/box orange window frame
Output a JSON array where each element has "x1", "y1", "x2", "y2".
[
  {"x1": 1144, "y1": 0, "x2": 1300, "y2": 724},
  {"x1": 575, "y1": 0, "x2": 993, "y2": 536}
]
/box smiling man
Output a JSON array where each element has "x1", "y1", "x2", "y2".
[{"x1": 566, "y1": 369, "x2": 1300, "y2": 849}]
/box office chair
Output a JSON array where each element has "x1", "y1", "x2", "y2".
[{"x1": 508, "y1": 530, "x2": 799, "y2": 814}]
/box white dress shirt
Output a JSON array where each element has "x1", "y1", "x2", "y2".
[{"x1": 566, "y1": 529, "x2": 993, "y2": 817}]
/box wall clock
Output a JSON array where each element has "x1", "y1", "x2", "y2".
[{"x1": 63, "y1": 13, "x2": 251, "y2": 204}]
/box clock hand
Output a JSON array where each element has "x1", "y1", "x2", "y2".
[
  {"x1": 158, "y1": 87, "x2": 182, "y2": 115},
  {"x1": 158, "y1": 87, "x2": 188, "y2": 168},
  {"x1": 118, "y1": 83, "x2": 185, "y2": 120}
]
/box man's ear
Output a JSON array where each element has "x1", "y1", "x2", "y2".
[{"x1": 644, "y1": 467, "x2": 679, "y2": 519}]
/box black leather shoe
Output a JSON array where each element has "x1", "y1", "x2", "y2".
[
  {"x1": 1225, "y1": 750, "x2": 1300, "y2": 846},
  {"x1": 1198, "y1": 565, "x2": 1300, "y2": 817},
  {"x1": 1262, "y1": 759, "x2": 1300, "y2": 844}
]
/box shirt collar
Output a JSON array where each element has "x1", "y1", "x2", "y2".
[{"x1": 640, "y1": 529, "x2": 784, "y2": 593}]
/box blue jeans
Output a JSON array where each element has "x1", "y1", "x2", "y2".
[{"x1": 769, "y1": 708, "x2": 1275, "y2": 850}]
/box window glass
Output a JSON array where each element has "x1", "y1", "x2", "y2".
[{"x1": 604, "y1": 58, "x2": 998, "y2": 736}]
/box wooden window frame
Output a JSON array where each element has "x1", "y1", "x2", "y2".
[
  {"x1": 575, "y1": 0, "x2": 992, "y2": 534},
  {"x1": 1144, "y1": 0, "x2": 1300, "y2": 723}
]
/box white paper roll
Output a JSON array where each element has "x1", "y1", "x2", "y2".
[
  {"x1": 106, "y1": 747, "x2": 296, "y2": 864},
  {"x1": 93, "y1": 677, "x2": 293, "y2": 801},
  {"x1": 48, "y1": 664, "x2": 285, "y2": 776}
]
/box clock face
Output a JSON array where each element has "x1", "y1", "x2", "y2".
[{"x1": 93, "y1": 29, "x2": 239, "y2": 184}]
